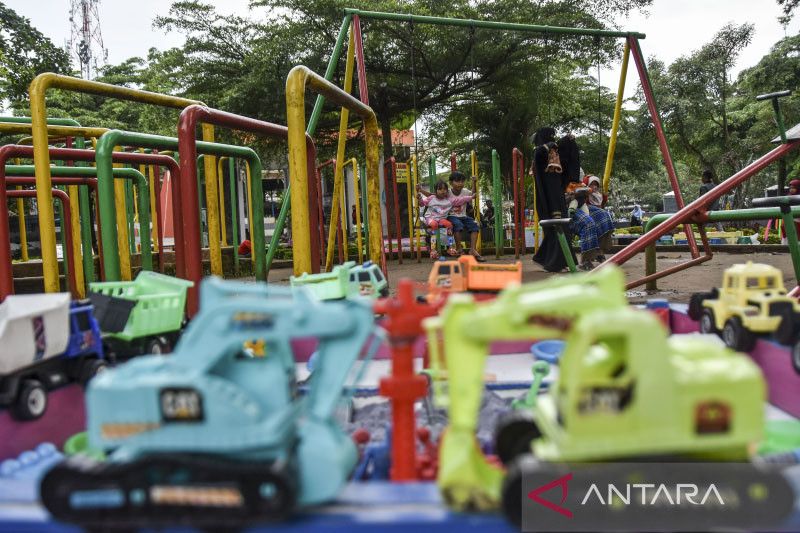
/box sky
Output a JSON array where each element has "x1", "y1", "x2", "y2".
[{"x1": 5, "y1": 0, "x2": 799, "y2": 99}]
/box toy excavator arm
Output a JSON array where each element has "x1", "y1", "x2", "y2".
[{"x1": 305, "y1": 299, "x2": 378, "y2": 421}]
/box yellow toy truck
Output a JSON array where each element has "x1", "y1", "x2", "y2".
[
  {"x1": 427, "y1": 255, "x2": 521, "y2": 300},
  {"x1": 690, "y1": 262, "x2": 800, "y2": 352}
]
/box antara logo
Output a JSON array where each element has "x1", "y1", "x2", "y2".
[
  {"x1": 527, "y1": 473, "x2": 573, "y2": 518},
  {"x1": 581, "y1": 483, "x2": 725, "y2": 506}
]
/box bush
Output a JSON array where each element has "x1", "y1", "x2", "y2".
[{"x1": 627, "y1": 226, "x2": 643, "y2": 235}]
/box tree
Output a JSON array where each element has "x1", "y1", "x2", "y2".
[
  {"x1": 0, "y1": 2, "x2": 71, "y2": 110},
  {"x1": 778, "y1": 0, "x2": 800, "y2": 24}
]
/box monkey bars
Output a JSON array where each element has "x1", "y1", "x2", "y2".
[{"x1": 27, "y1": 72, "x2": 203, "y2": 293}]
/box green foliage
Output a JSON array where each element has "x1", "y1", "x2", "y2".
[{"x1": 0, "y1": 2, "x2": 71, "y2": 108}]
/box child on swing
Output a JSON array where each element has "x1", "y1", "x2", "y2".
[{"x1": 418, "y1": 180, "x2": 474, "y2": 260}]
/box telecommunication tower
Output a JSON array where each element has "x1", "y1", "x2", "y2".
[{"x1": 68, "y1": 0, "x2": 109, "y2": 79}]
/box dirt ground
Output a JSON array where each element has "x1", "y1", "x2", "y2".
[{"x1": 266, "y1": 251, "x2": 798, "y2": 304}]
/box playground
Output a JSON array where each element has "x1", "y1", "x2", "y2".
[{"x1": 2, "y1": 0, "x2": 800, "y2": 531}]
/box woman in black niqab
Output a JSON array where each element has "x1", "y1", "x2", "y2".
[{"x1": 530, "y1": 127, "x2": 578, "y2": 272}]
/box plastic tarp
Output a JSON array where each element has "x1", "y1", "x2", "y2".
[{"x1": 0, "y1": 293, "x2": 70, "y2": 374}]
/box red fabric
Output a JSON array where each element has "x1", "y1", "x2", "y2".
[
  {"x1": 427, "y1": 219, "x2": 453, "y2": 231},
  {"x1": 238, "y1": 239, "x2": 252, "y2": 255}
]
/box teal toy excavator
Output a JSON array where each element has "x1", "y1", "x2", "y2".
[{"x1": 41, "y1": 277, "x2": 380, "y2": 528}]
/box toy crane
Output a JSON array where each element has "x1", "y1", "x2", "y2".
[
  {"x1": 41, "y1": 277, "x2": 381, "y2": 529},
  {"x1": 374, "y1": 279, "x2": 441, "y2": 481}
]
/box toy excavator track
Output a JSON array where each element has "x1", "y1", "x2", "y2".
[{"x1": 40, "y1": 453, "x2": 296, "y2": 528}]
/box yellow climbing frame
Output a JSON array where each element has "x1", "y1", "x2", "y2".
[
  {"x1": 28, "y1": 73, "x2": 202, "y2": 292},
  {"x1": 286, "y1": 65, "x2": 382, "y2": 276},
  {"x1": 603, "y1": 41, "x2": 630, "y2": 195}
]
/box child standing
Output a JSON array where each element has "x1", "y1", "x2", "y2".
[{"x1": 419, "y1": 180, "x2": 473, "y2": 260}]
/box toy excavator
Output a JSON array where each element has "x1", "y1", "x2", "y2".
[
  {"x1": 425, "y1": 266, "x2": 774, "y2": 522},
  {"x1": 40, "y1": 277, "x2": 381, "y2": 528}
]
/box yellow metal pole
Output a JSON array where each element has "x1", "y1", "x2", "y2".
[
  {"x1": 325, "y1": 24, "x2": 356, "y2": 272},
  {"x1": 245, "y1": 161, "x2": 255, "y2": 265},
  {"x1": 0, "y1": 123, "x2": 108, "y2": 138},
  {"x1": 13, "y1": 157, "x2": 29, "y2": 262},
  {"x1": 217, "y1": 156, "x2": 228, "y2": 247},
  {"x1": 28, "y1": 72, "x2": 199, "y2": 292},
  {"x1": 200, "y1": 124, "x2": 222, "y2": 276},
  {"x1": 348, "y1": 158, "x2": 364, "y2": 263},
  {"x1": 471, "y1": 150, "x2": 481, "y2": 252},
  {"x1": 286, "y1": 65, "x2": 383, "y2": 276},
  {"x1": 148, "y1": 164, "x2": 158, "y2": 252},
  {"x1": 411, "y1": 155, "x2": 421, "y2": 262},
  {"x1": 112, "y1": 152, "x2": 132, "y2": 280},
  {"x1": 340, "y1": 176, "x2": 348, "y2": 261},
  {"x1": 603, "y1": 41, "x2": 630, "y2": 195},
  {"x1": 403, "y1": 162, "x2": 415, "y2": 257}
]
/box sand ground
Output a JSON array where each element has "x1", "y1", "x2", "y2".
[{"x1": 266, "y1": 250, "x2": 798, "y2": 304}]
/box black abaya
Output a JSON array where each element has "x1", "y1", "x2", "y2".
[{"x1": 531, "y1": 142, "x2": 577, "y2": 272}]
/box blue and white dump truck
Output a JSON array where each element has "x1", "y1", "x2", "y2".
[{"x1": 0, "y1": 294, "x2": 105, "y2": 421}]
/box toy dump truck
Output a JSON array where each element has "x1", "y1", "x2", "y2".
[
  {"x1": 88, "y1": 271, "x2": 193, "y2": 357},
  {"x1": 0, "y1": 294, "x2": 106, "y2": 420},
  {"x1": 290, "y1": 261, "x2": 388, "y2": 300},
  {"x1": 41, "y1": 277, "x2": 382, "y2": 528},
  {"x1": 690, "y1": 262, "x2": 800, "y2": 352},
  {"x1": 427, "y1": 255, "x2": 521, "y2": 300}
]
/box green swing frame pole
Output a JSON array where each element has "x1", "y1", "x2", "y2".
[
  {"x1": 343, "y1": 9, "x2": 646, "y2": 39},
  {"x1": 5, "y1": 164, "x2": 153, "y2": 272},
  {"x1": 491, "y1": 149, "x2": 502, "y2": 258},
  {"x1": 556, "y1": 229, "x2": 578, "y2": 273}
]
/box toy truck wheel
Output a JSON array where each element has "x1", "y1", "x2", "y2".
[
  {"x1": 688, "y1": 290, "x2": 716, "y2": 321},
  {"x1": 79, "y1": 359, "x2": 108, "y2": 387},
  {"x1": 494, "y1": 410, "x2": 541, "y2": 466},
  {"x1": 145, "y1": 336, "x2": 172, "y2": 355},
  {"x1": 723, "y1": 317, "x2": 756, "y2": 352},
  {"x1": 774, "y1": 311, "x2": 798, "y2": 345},
  {"x1": 12, "y1": 380, "x2": 47, "y2": 421},
  {"x1": 699, "y1": 309, "x2": 718, "y2": 334}
]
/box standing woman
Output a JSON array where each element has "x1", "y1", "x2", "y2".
[{"x1": 531, "y1": 127, "x2": 578, "y2": 271}]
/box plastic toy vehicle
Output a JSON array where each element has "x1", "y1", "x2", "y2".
[
  {"x1": 291, "y1": 261, "x2": 388, "y2": 300},
  {"x1": 0, "y1": 293, "x2": 106, "y2": 420},
  {"x1": 498, "y1": 307, "x2": 767, "y2": 526},
  {"x1": 88, "y1": 271, "x2": 193, "y2": 357},
  {"x1": 689, "y1": 262, "x2": 800, "y2": 351},
  {"x1": 40, "y1": 277, "x2": 381, "y2": 528},
  {"x1": 423, "y1": 266, "x2": 628, "y2": 510},
  {"x1": 427, "y1": 255, "x2": 521, "y2": 300}
]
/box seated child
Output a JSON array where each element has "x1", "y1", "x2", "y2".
[{"x1": 419, "y1": 180, "x2": 474, "y2": 260}]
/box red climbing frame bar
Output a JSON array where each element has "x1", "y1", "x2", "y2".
[
  {"x1": 512, "y1": 148, "x2": 524, "y2": 258},
  {"x1": 384, "y1": 157, "x2": 403, "y2": 262},
  {"x1": 352, "y1": 15, "x2": 370, "y2": 107},
  {"x1": 628, "y1": 36, "x2": 699, "y2": 258},
  {"x1": 7, "y1": 189, "x2": 76, "y2": 297},
  {"x1": 603, "y1": 139, "x2": 800, "y2": 286},
  {"x1": 0, "y1": 145, "x2": 174, "y2": 299}
]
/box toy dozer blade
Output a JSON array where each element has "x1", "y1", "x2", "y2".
[{"x1": 41, "y1": 453, "x2": 296, "y2": 528}]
